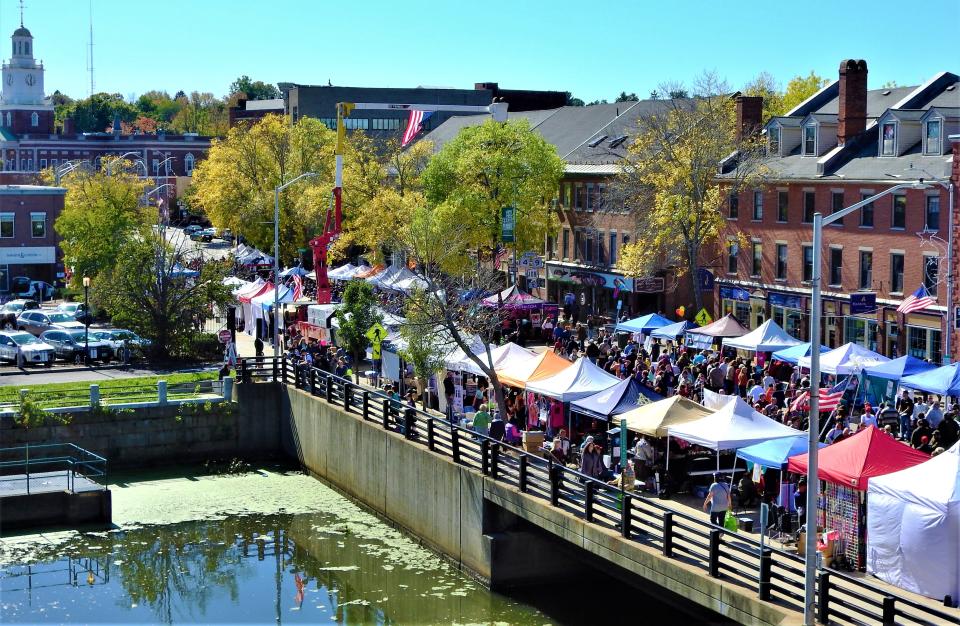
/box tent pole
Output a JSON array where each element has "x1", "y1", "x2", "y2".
[{"x1": 665, "y1": 435, "x2": 670, "y2": 472}]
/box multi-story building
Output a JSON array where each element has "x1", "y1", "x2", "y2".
[
  {"x1": 0, "y1": 184, "x2": 65, "y2": 290},
  {"x1": 228, "y1": 98, "x2": 284, "y2": 127},
  {"x1": 718, "y1": 60, "x2": 959, "y2": 364}
]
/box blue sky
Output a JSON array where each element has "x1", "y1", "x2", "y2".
[{"x1": 15, "y1": 0, "x2": 960, "y2": 103}]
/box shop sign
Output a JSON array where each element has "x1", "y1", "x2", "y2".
[
  {"x1": 546, "y1": 265, "x2": 634, "y2": 292},
  {"x1": 719, "y1": 285, "x2": 750, "y2": 302},
  {"x1": 633, "y1": 277, "x2": 664, "y2": 293},
  {"x1": 769, "y1": 292, "x2": 802, "y2": 309},
  {"x1": 697, "y1": 268, "x2": 715, "y2": 290},
  {"x1": 501, "y1": 206, "x2": 515, "y2": 243},
  {"x1": 849, "y1": 292, "x2": 876, "y2": 315},
  {"x1": 0, "y1": 246, "x2": 55, "y2": 264}
]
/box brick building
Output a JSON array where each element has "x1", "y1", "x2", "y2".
[
  {"x1": 718, "y1": 60, "x2": 959, "y2": 364},
  {"x1": 0, "y1": 184, "x2": 65, "y2": 290},
  {"x1": 228, "y1": 98, "x2": 284, "y2": 127}
]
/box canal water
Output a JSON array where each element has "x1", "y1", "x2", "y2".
[{"x1": 0, "y1": 466, "x2": 712, "y2": 625}]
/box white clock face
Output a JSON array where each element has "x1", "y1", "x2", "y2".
[{"x1": 25, "y1": 74, "x2": 34, "y2": 86}]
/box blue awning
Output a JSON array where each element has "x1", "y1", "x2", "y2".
[
  {"x1": 570, "y1": 377, "x2": 663, "y2": 421},
  {"x1": 863, "y1": 356, "x2": 938, "y2": 381},
  {"x1": 736, "y1": 435, "x2": 826, "y2": 469}
]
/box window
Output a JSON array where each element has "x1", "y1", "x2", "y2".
[
  {"x1": 39, "y1": 158, "x2": 46, "y2": 169},
  {"x1": 752, "y1": 190, "x2": 763, "y2": 220},
  {"x1": 727, "y1": 241, "x2": 739, "y2": 274},
  {"x1": 30, "y1": 112, "x2": 38, "y2": 127},
  {"x1": 803, "y1": 126, "x2": 816, "y2": 155},
  {"x1": 802, "y1": 246, "x2": 813, "y2": 282},
  {"x1": 881, "y1": 122, "x2": 896, "y2": 156},
  {"x1": 803, "y1": 191, "x2": 815, "y2": 223},
  {"x1": 574, "y1": 185, "x2": 584, "y2": 210},
  {"x1": 20, "y1": 159, "x2": 26, "y2": 170},
  {"x1": 562, "y1": 229, "x2": 569, "y2": 259},
  {"x1": 925, "y1": 196, "x2": 940, "y2": 231},
  {"x1": 777, "y1": 191, "x2": 788, "y2": 222},
  {"x1": 586, "y1": 183, "x2": 595, "y2": 211},
  {"x1": 859, "y1": 251, "x2": 872, "y2": 289},
  {"x1": 597, "y1": 231, "x2": 605, "y2": 265},
  {"x1": 908, "y1": 326, "x2": 942, "y2": 363},
  {"x1": 890, "y1": 253, "x2": 904, "y2": 293},
  {"x1": 563, "y1": 183, "x2": 572, "y2": 208},
  {"x1": 891, "y1": 195, "x2": 906, "y2": 229},
  {"x1": 859, "y1": 192, "x2": 874, "y2": 227},
  {"x1": 595, "y1": 183, "x2": 605, "y2": 210},
  {"x1": 4, "y1": 112, "x2": 10, "y2": 126},
  {"x1": 184, "y1": 153, "x2": 195, "y2": 175},
  {"x1": 923, "y1": 256, "x2": 939, "y2": 297},
  {"x1": 776, "y1": 244, "x2": 787, "y2": 280},
  {"x1": 924, "y1": 120, "x2": 941, "y2": 155},
  {"x1": 609, "y1": 232, "x2": 617, "y2": 265},
  {"x1": 751, "y1": 241, "x2": 762, "y2": 276},
  {"x1": 768, "y1": 126, "x2": 780, "y2": 154},
  {"x1": 30, "y1": 212, "x2": 45, "y2": 238},
  {"x1": 829, "y1": 248, "x2": 842, "y2": 286},
  {"x1": 0, "y1": 212, "x2": 12, "y2": 238},
  {"x1": 728, "y1": 192, "x2": 739, "y2": 219},
  {"x1": 573, "y1": 230, "x2": 581, "y2": 260},
  {"x1": 831, "y1": 191, "x2": 845, "y2": 226}
]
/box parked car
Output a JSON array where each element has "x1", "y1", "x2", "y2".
[
  {"x1": 10, "y1": 277, "x2": 55, "y2": 300},
  {"x1": 17, "y1": 310, "x2": 85, "y2": 336},
  {"x1": 55, "y1": 302, "x2": 94, "y2": 324},
  {"x1": 0, "y1": 299, "x2": 40, "y2": 330},
  {"x1": 190, "y1": 230, "x2": 213, "y2": 242},
  {"x1": 220, "y1": 228, "x2": 234, "y2": 243},
  {"x1": 183, "y1": 225, "x2": 202, "y2": 236},
  {"x1": 90, "y1": 329, "x2": 152, "y2": 359},
  {"x1": 40, "y1": 329, "x2": 114, "y2": 363},
  {"x1": 0, "y1": 331, "x2": 55, "y2": 367}
]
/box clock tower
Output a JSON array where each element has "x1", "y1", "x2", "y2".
[{"x1": 0, "y1": 23, "x2": 53, "y2": 134}]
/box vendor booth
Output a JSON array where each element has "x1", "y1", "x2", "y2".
[
  {"x1": 237, "y1": 281, "x2": 274, "y2": 336},
  {"x1": 684, "y1": 314, "x2": 749, "y2": 349},
  {"x1": 863, "y1": 356, "x2": 938, "y2": 406},
  {"x1": 788, "y1": 426, "x2": 929, "y2": 570},
  {"x1": 797, "y1": 342, "x2": 889, "y2": 375},
  {"x1": 481, "y1": 286, "x2": 559, "y2": 334},
  {"x1": 650, "y1": 320, "x2": 698, "y2": 341},
  {"x1": 495, "y1": 350, "x2": 572, "y2": 389},
  {"x1": 570, "y1": 377, "x2": 663, "y2": 421},
  {"x1": 722, "y1": 319, "x2": 802, "y2": 353},
  {"x1": 867, "y1": 443, "x2": 960, "y2": 604},
  {"x1": 771, "y1": 342, "x2": 829, "y2": 365},
  {"x1": 524, "y1": 357, "x2": 621, "y2": 402},
  {"x1": 900, "y1": 362, "x2": 960, "y2": 397},
  {"x1": 736, "y1": 436, "x2": 826, "y2": 510},
  {"x1": 445, "y1": 342, "x2": 535, "y2": 377},
  {"x1": 617, "y1": 313, "x2": 672, "y2": 334},
  {"x1": 619, "y1": 396, "x2": 711, "y2": 438}
]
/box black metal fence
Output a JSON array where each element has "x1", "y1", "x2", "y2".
[{"x1": 242, "y1": 356, "x2": 959, "y2": 626}]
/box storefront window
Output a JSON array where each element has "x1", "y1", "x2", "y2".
[
  {"x1": 771, "y1": 305, "x2": 803, "y2": 339},
  {"x1": 722, "y1": 299, "x2": 750, "y2": 328},
  {"x1": 907, "y1": 326, "x2": 942, "y2": 363},
  {"x1": 843, "y1": 318, "x2": 878, "y2": 351}
]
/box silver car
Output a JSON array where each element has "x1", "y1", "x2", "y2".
[
  {"x1": 16, "y1": 310, "x2": 85, "y2": 336},
  {"x1": 0, "y1": 331, "x2": 55, "y2": 367}
]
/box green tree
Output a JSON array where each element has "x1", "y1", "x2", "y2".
[
  {"x1": 229, "y1": 75, "x2": 281, "y2": 100},
  {"x1": 782, "y1": 71, "x2": 830, "y2": 114},
  {"x1": 169, "y1": 91, "x2": 228, "y2": 136},
  {"x1": 616, "y1": 91, "x2": 639, "y2": 102},
  {"x1": 565, "y1": 92, "x2": 584, "y2": 106},
  {"x1": 399, "y1": 293, "x2": 449, "y2": 409},
  {"x1": 421, "y1": 118, "x2": 563, "y2": 260},
  {"x1": 59, "y1": 92, "x2": 138, "y2": 132},
  {"x1": 743, "y1": 71, "x2": 785, "y2": 121},
  {"x1": 334, "y1": 281, "x2": 381, "y2": 382},
  {"x1": 136, "y1": 90, "x2": 182, "y2": 125}
]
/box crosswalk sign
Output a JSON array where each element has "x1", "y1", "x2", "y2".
[
  {"x1": 694, "y1": 308, "x2": 713, "y2": 326},
  {"x1": 366, "y1": 322, "x2": 387, "y2": 344}
]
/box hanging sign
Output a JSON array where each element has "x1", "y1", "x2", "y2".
[
  {"x1": 501, "y1": 206, "x2": 516, "y2": 243},
  {"x1": 849, "y1": 292, "x2": 876, "y2": 315}
]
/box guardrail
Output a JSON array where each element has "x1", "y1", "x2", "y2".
[
  {"x1": 0, "y1": 443, "x2": 108, "y2": 494},
  {"x1": 245, "y1": 356, "x2": 959, "y2": 626}
]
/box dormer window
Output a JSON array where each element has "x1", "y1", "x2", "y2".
[
  {"x1": 30, "y1": 112, "x2": 38, "y2": 127},
  {"x1": 768, "y1": 126, "x2": 780, "y2": 155},
  {"x1": 880, "y1": 122, "x2": 896, "y2": 156},
  {"x1": 924, "y1": 119, "x2": 941, "y2": 155},
  {"x1": 802, "y1": 125, "x2": 816, "y2": 156}
]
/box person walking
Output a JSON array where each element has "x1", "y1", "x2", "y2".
[
  {"x1": 579, "y1": 437, "x2": 604, "y2": 480},
  {"x1": 703, "y1": 473, "x2": 731, "y2": 527}
]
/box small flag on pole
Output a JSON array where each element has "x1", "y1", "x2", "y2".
[
  {"x1": 896, "y1": 285, "x2": 937, "y2": 315},
  {"x1": 401, "y1": 109, "x2": 433, "y2": 148},
  {"x1": 493, "y1": 244, "x2": 510, "y2": 269},
  {"x1": 292, "y1": 274, "x2": 303, "y2": 301}
]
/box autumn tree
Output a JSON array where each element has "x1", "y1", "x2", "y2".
[
  {"x1": 421, "y1": 118, "x2": 564, "y2": 262},
  {"x1": 229, "y1": 75, "x2": 281, "y2": 101},
  {"x1": 743, "y1": 71, "x2": 785, "y2": 121},
  {"x1": 334, "y1": 281, "x2": 382, "y2": 383},
  {"x1": 58, "y1": 92, "x2": 138, "y2": 132},
  {"x1": 613, "y1": 73, "x2": 765, "y2": 312},
  {"x1": 169, "y1": 91, "x2": 228, "y2": 136},
  {"x1": 782, "y1": 71, "x2": 830, "y2": 114}
]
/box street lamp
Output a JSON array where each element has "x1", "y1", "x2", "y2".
[
  {"x1": 82, "y1": 276, "x2": 90, "y2": 366},
  {"x1": 802, "y1": 179, "x2": 928, "y2": 625},
  {"x1": 106, "y1": 151, "x2": 143, "y2": 175},
  {"x1": 154, "y1": 156, "x2": 175, "y2": 179},
  {"x1": 273, "y1": 172, "x2": 319, "y2": 357},
  {"x1": 54, "y1": 159, "x2": 88, "y2": 185}
]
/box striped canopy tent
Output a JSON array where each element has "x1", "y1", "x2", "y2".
[
  {"x1": 481, "y1": 286, "x2": 547, "y2": 310},
  {"x1": 495, "y1": 350, "x2": 572, "y2": 389}
]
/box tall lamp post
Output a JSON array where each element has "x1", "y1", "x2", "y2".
[
  {"x1": 802, "y1": 179, "x2": 928, "y2": 625},
  {"x1": 82, "y1": 276, "x2": 90, "y2": 366},
  {"x1": 273, "y1": 172, "x2": 319, "y2": 358}
]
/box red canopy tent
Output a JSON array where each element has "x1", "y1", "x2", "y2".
[
  {"x1": 238, "y1": 281, "x2": 274, "y2": 304},
  {"x1": 684, "y1": 313, "x2": 749, "y2": 338},
  {"x1": 787, "y1": 425, "x2": 928, "y2": 490}
]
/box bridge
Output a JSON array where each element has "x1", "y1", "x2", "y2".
[{"x1": 239, "y1": 357, "x2": 959, "y2": 626}]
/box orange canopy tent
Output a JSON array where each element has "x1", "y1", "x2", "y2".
[{"x1": 496, "y1": 350, "x2": 572, "y2": 389}]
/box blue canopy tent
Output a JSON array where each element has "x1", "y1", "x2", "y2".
[
  {"x1": 864, "y1": 356, "x2": 939, "y2": 406},
  {"x1": 570, "y1": 377, "x2": 663, "y2": 421},
  {"x1": 617, "y1": 313, "x2": 672, "y2": 334},
  {"x1": 771, "y1": 342, "x2": 829, "y2": 365},
  {"x1": 650, "y1": 320, "x2": 698, "y2": 340},
  {"x1": 170, "y1": 264, "x2": 199, "y2": 278},
  {"x1": 279, "y1": 265, "x2": 308, "y2": 278},
  {"x1": 737, "y1": 435, "x2": 827, "y2": 511},
  {"x1": 900, "y1": 363, "x2": 960, "y2": 397}
]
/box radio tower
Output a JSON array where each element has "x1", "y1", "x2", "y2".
[{"x1": 86, "y1": 0, "x2": 94, "y2": 95}]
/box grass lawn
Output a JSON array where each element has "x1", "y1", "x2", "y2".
[{"x1": 0, "y1": 371, "x2": 218, "y2": 408}]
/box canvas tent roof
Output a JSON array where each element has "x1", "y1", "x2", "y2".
[
  {"x1": 354, "y1": 264, "x2": 385, "y2": 279},
  {"x1": 685, "y1": 313, "x2": 749, "y2": 338},
  {"x1": 481, "y1": 285, "x2": 546, "y2": 309},
  {"x1": 238, "y1": 281, "x2": 273, "y2": 303},
  {"x1": 864, "y1": 355, "x2": 938, "y2": 381},
  {"x1": 722, "y1": 319, "x2": 802, "y2": 352},
  {"x1": 525, "y1": 357, "x2": 621, "y2": 402},
  {"x1": 495, "y1": 348, "x2": 573, "y2": 388},
  {"x1": 668, "y1": 396, "x2": 801, "y2": 450},
  {"x1": 251, "y1": 284, "x2": 292, "y2": 308},
  {"x1": 279, "y1": 266, "x2": 308, "y2": 278},
  {"x1": 797, "y1": 342, "x2": 890, "y2": 375},
  {"x1": 900, "y1": 363, "x2": 960, "y2": 397},
  {"x1": 787, "y1": 426, "x2": 929, "y2": 490},
  {"x1": 650, "y1": 320, "x2": 698, "y2": 339},
  {"x1": 866, "y1": 443, "x2": 960, "y2": 602},
  {"x1": 771, "y1": 342, "x2": 829, "y2": 365},
  {"x1": 617, "y1": 313, "x2": 672, "y2": 334},
  {"x1": 446, "y1": 342, "x2": 535, "y2": 376},
  {"x1": 736, "y1": 435, "x2": 825, "y2": 469},
  {"x1": 570, "y1": 377, "x2": 663, "y2": 420},
  {"x1": 619, "y1": 396, "x2": 711, "y2": 438}
]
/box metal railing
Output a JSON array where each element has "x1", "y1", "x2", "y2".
[
  {"x1": 0, "y1": 379, "x2": 227, "y2": 413},
  {"x1": 0, "y1": 443, "x2": 108, "y2": 495},
  {"x1": 244, "y1": 356, "x2": 959, "y2": 626}
]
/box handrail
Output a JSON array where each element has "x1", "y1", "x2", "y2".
[{"x1": 246, "y1": 355, "x2": 960, "y2": 625}]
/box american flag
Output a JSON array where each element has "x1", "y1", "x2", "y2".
[
  {"x1": 896, "y1": 285, "x2": 937, "y2": 314},
  {"x1": 291, "y1": 274, "x2": 303, "y2": 301},
  {"x1": 493, "y1": 244, "x2": 510, "y2": 269},
  {"x1": 401, "y1": 109, "x2": 433, "y2": 148},
  {"x1": 790, "y1": 379, "x2": 850, "y2": 413}
]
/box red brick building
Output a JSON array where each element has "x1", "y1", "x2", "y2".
[
  {"x1": 0, "y1": 184, "x2": 65, "y2": 290},
  {"x1": 718, "y1": 60, "x2": 959, "y2": 364}
]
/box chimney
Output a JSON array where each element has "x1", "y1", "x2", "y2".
[
  {"x1": 62, "y1": 116, "x2": 74, "y2": 135},
  {"x1": 735, "y1": 95, "x2": 763, "y2": 142},
  {"x1": 838, "y1": 59, "x2": 868, "y2": 145}
]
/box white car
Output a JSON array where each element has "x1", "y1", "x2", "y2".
[{"x1": 0, "y1": 331, "x2": 55, "y2": 367}]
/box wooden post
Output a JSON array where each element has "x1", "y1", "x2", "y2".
[
  {"x1": 881, "y1": 596, "x2": 896, "y2": 626},
  {"x1": 490, "y1": 443, "x2": 499, "y2": 479},
  {"x1": 362, "y1": 390, "x2": 370, "y2": 421},
  {"x1": 343, "y1": 382, "x2": 351, "y2": 412},
  {"x1": 381, "y1": 399, "x2": 390, "y2": 430},
  {"x1": 481, "y1": 439, "x2": 490, "y2": 475},
  {"x1": 451, "y1": 428, "x2": 461, "y2": 464}
]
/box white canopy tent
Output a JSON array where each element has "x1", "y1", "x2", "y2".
[
  {"x1": 525, "y1": 357, "x2": 621, "y2": 402},
  {"x1": 721, "y1": 319, "x2": 802, "y2": 353},
  {"x1": 867, "y1": 443, "x2": 960, "y2": 603},
  {"x1": 666, "y1": 396, "x2": 802, "y2": 471},
  {"x1": 797, "y1": 342, "x2": 889, "y2": 375},
  {"x1": 445, "y1": 342, "x2": 535, "y2": 376}
]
